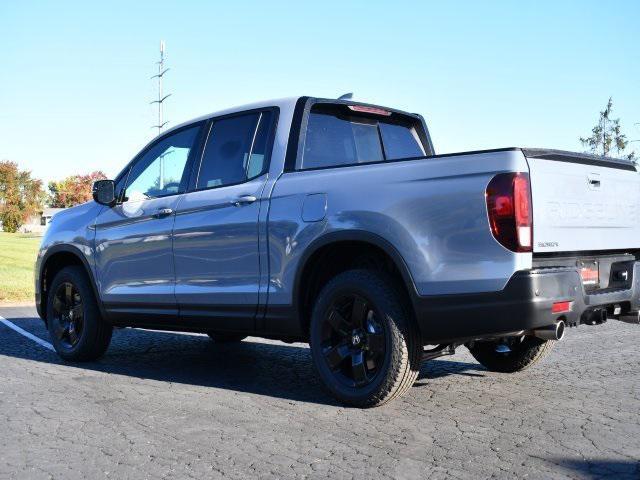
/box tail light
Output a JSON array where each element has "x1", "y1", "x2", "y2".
[{"x1": 485, "y1": 172, "x2": 532, "y2": 252}]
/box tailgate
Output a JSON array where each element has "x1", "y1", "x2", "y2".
[{"x1": 524, "y1": 149, "x2": 640, "y2": 253}]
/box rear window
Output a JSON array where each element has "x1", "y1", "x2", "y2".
[
  {"x1": 379, "y1": 122, "x2": 425, "y2": 160},
  {"x1": 300, "y1": 104, "x2": 426, "y2": 170}
]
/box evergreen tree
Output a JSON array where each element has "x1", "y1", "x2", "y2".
[{"x1": 580, "y1": 98, "x2": 635, "y2": 160}]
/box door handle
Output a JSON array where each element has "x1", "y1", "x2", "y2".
[
  {"x1": 154, "y1": 207, "x2": 174, "y2": 218},
  {"x1": 232, "y1": 195, "x2": 257, "y2": 207}
]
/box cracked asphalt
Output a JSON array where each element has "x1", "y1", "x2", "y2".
[{"x1": 0, "y1": 305, "x2": 638, "y2": 480}]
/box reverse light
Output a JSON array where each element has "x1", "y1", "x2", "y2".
[
  {"x1": 347, "y1": 105, "x2": 392, "y2": 116},
  {"x1": 579, "y1": 262, "x2": 599, "y2": 287},
  {"x1": 486, "y1": 172, "x2": 533, "y2": 252}
]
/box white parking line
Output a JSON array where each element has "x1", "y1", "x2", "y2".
[
  {"x1": 0, "y1": 317, "x2": 306, "y2": 351},
  {"x1": 138, "y1": 328, "x2": 206, "y2": 337},
  {"x1": 0, "y1": 316, "x2": 54, "y2": 351}
]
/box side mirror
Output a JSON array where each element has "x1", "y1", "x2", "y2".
[{"x1": 92, "y1": 179, "x2": 116, "y2": 206}]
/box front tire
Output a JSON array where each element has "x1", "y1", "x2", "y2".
[
  {"x1": 309, "y1": 269, "x2": 421, "y2": 408},
  {"x1": 466, "y1": 336, "x2": 556, "y2": 373},
  {"x1": 46, "y1": 266, "x2": 112, "y2": 361}
]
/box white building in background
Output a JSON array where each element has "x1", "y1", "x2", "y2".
[{"x1": 18, "y1": 207, "x2": 66, "y2": 234}]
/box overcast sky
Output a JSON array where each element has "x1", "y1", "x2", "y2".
[{"x1": 1, "y1": 0, "x2": 639, "y2": 184}]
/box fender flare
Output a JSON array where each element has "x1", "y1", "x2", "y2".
[
  {"x1": 291, "y1": 229, "x2": 419, "y2": 319},
  {"x1": 38, "y1": 244, "x2": 107, "y2": 322}
]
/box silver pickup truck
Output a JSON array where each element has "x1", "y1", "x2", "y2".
[{"x1": 35, "y1": 96, "x2": 640, "y2": 407}]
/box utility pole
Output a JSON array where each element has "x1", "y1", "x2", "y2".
[
  {"x1": 151, "y1": 40, "x2": 171, "y2": 136},
  {"x1": 601, "y1": 115, "x2": 606, "y2": 156},
  {"x1": 630, "y1": 123, "x2": 640, "y2": 145}
]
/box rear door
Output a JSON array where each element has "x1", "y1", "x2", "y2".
[
  {"x1": 172, "y1": 109, "x2": 276, "y2": 331},
  {"x1": 525, "y1": 149, "x2": 640, "y2": 253}
]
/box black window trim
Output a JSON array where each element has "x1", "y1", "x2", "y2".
[
  {"x1": 375, "y1": 117, "x2": 389, "y2": 162},
  {"x1": 285, "y1": 97, "x2": 435, "y2": 173},
  {"x1": 114, "y1": 120, "x2": 207, "y2": 204},
  {"x1": 185, "y1": 106, "x2": 280, "y2": 194}
]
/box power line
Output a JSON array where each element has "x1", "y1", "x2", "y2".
[{"x1": 150, "y1": 40, "x2": 171, "y2": 136}]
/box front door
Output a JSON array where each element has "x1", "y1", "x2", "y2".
[
  {"x1": 172, "y1": 110, "x2": 275, "y2": 331},
  {"x1": 94, "y1": 124, "x2": 202, "y2": 324}
]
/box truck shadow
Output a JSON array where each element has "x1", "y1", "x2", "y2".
[
  {"x1": 419, "y1": 359, "x2": 486, "y2": 380},
  {"x1": 543, "y1": 458, "x2": 640, "y2": 479},
  {"x1": 0, "y1": 319, "x2": 485, "y2": 407}
]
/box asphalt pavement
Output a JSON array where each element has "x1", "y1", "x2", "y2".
[{"x1": 0, "y1": 305, "x2": 639, "y2": 479}]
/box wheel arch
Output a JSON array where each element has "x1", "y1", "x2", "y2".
[
  {"x1": 38, "y1": 245, "x2": 105, "y2": 324},
  {"x1": 293, "y1": 230, "x2": 419, "y2": 337}
]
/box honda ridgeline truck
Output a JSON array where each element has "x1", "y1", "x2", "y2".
[{"x1": 35, "y1": 96, "x2": 640, "y2": 407}]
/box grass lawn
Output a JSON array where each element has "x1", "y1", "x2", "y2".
[{"x1": 0, "y1": 232, "x2": 41, "y2": 304}]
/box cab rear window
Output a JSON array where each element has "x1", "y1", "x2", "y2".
[{"x1": 300, "y1": 103, "x2": 427, "y2": 170}]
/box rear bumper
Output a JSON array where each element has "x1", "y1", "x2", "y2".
[{"x1": 414, "y1": 262, "x2": 640, "y2": 343}]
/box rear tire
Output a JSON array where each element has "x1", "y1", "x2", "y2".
[
  {"x1": 46, "y1": 266, "x2": 112, "y2": 361},
  {"x1": 309, "y1": 269, "x2": 421, "y2": 408},
  {"x1": 207, "y1": 332, "x2": 247, "y2": 343},
  {"x1": 466, "y1": 336, "x2": 556, "y2": 373}
]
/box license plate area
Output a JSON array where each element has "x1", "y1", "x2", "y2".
[{"x1": 578, "y1": 260, "x2": 599, "y2": 289}]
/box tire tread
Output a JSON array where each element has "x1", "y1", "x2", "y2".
[
  {"x1": 47, "y1": 266, "x2": 112, "y2": 362},
  {"x1": 310, "y1": 269, "x2": 421, "y2": 407},
  {"x1": 467, "y1": 336, "x2": 555, "y2": 373}
]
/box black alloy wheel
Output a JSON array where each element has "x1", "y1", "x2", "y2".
[
  {"x1": 309, "y1": 269, "x2": 422, "y2": 408},
  {"x1": 50, "y1": 281, "x2": 84, "y2": 349},
  {"x1": 320, "y1": 294, "x2": 387, "y2": 388},
  {"x1": 46, "y1": 266, "x2": 113, "y2": 361}
]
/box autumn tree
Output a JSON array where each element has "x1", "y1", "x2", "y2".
[
  {"x1": 48, "y1": 171, "x2": 107, "y2": 208},
  {"x1": 580, "y1": 97, "x2": 636, "y2": 160},
  {"x1": 0, "y1": 161, "x2": 45, "y2": 233}
]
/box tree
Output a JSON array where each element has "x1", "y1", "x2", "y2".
[
  {"x1": 580, "y1": 97, "x2": 636, "y2": 160},
  {"x1": 48, "y1": 171, "x2": 107, "y2": 208},
  {"x1": 0, "y1": 161, "x2": 45, "y2": 233}
]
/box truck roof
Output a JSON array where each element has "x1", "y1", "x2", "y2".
[
  {"x1": 126, "y1": 96, "x2": 433, "y2": 174},
  {"x1": 163, "y1": 96, "x2": 302, "y2": 137},
  {"x1": 161, "y1": 96, "x2": 424, "y2": 138}
]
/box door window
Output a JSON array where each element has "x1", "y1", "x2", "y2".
[
  {"x1": 196, "y1": 111, "x2": 273, "y2": 190},
  {"x1": 124, "y1": 126, "x2": 200, "y2": 202},
  {"x1": 246, "y1": 111, "x2": 273, "y2": 180}
]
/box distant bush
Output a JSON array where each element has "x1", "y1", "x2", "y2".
[
  {"x1": 0, "y1": 161, "x2": 45, "y2": 233},
  {"x1": 48, "y1": 171, "x2": 107, "y2": 208}
]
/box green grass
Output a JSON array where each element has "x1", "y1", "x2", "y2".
[{"x1": 0, "y1": 232, "x2": 41, "y2": 304}]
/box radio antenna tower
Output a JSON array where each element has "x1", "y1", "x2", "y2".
[{"x1": 151, "y1": 40, "x2": 171, "y2": 135}]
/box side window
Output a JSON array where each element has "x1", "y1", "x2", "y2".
[
  {"x1": 124, "y1": 126, "x2": 200, "y2": 202},
  {"x1": 246, "y1": 111, "x2": 273, "y2": 180},
  {"x1": 196, "y1": 111, "x2": 272, "y2": 189}
]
